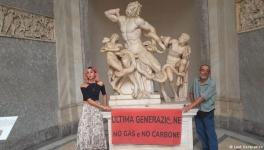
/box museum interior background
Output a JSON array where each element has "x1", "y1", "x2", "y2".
[{"x1": 0, "y1": 0, "x2": 263, "y2": 149}]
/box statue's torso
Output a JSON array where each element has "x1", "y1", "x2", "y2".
[
  {"x1": 182, "y1": 46, "x2": 191, "y2": 59},
  {"x1": 166, "y1": 41, "x2": 185, "y2": 64},
  {"x1": 119, "y1": 17, "x2": 145, "y2": 54}
]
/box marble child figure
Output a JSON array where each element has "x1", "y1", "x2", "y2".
[{"x1": 160, "y1": 33, "x2": 191, "y2": 101}]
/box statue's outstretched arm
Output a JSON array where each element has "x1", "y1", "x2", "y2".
[
  {"x1": 137, "y1": 18, "x2": 165, "y2": 50},
  {"x1": 104, "y1": 8, "x2": 120, "y2": 22}
]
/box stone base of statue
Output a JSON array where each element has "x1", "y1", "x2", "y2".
[
  {"x1": 102, "y1": 94, "x2": 198, "y2": 150},
  {"x1": 109, "y1": 94, "x2": 161, "y2": 107}
]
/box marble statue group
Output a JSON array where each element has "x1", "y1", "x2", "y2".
[{"x1": 101, "y1": 1, "x2": 191, "y2": 101}]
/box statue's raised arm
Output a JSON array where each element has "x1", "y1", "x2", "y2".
[
  {"x1": 136, "y1": 18, "x2": 166, "y2": 50},
  {"x1": 104, "y1": 8, "x2": 121, "y2": 22}
]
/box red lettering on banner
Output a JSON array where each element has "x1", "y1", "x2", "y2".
[{"x1": 111, "y1": 108, "x2": 182, "y2": 145}]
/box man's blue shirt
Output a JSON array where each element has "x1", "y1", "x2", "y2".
[{"x1": 190, "y1": 78, "x2": 216, "y2": 112}]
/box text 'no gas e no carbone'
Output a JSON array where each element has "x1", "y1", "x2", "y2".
[{"x1": 111, "y1": 108, "x2": 183, "y2": 145}]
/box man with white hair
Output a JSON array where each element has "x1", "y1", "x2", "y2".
[{"x1": 183, "y1": 64, "x2": 218, "y2": 150}]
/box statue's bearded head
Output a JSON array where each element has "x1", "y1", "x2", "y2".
[{"x1": 126, "y1": 1, "x2": 142, "y2": 17}]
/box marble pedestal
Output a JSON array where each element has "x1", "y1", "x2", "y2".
[
  {"x1": 109, "y1": 94, "x2": 161, "y2": 106},
  {"x1": 102, "y1": 94, "x2": 198, "y2": 150}
]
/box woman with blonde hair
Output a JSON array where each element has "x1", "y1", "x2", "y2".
[{"x1": 76, "y1": 66, "x2": 111, "y2": 150}]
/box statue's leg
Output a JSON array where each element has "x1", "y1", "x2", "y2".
[
  {"x1": 134, "y1": 65, "x2": 151, "y2": 97},
  {"x1": 139, "y1": 51, "x2": 161, "y2": 73},
  {"x1": 178, "y1": 59, "x2": 187, "y2": 79},
  {"x1": 159, "y1": 82, "x2": 170, "y2": 102},
  {"x1": 166, "y1": 67, "x2": 179, "y2": 101},
  {"x1": 116, "y1": 77, "x2": 125, "y2": 89},
  {"x1": 175, "y1": 84, "x2": 184, "y2": 100},
  {"x1": 128, "y1": 74, "x2": 140, "y2": 98},
  {"x1": 175, "y1": 59, "x2": 187, "y2": 99},
  {"x1": 107, "y1": 53, "x2": 123, "y2": 72},
  {"x1": 175, "y1": 84, "x2": 181, "y2": 101},
  {"x1": 112, "y1": 77, "x2": 124, "y2": 95},
  {"x1": 171, "y1": 81, "x2": 178, "y2": 101}
]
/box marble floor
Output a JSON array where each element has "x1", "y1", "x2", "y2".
[{"x1": 37, "y1": 128, "x2": 264, "y2": 150}]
